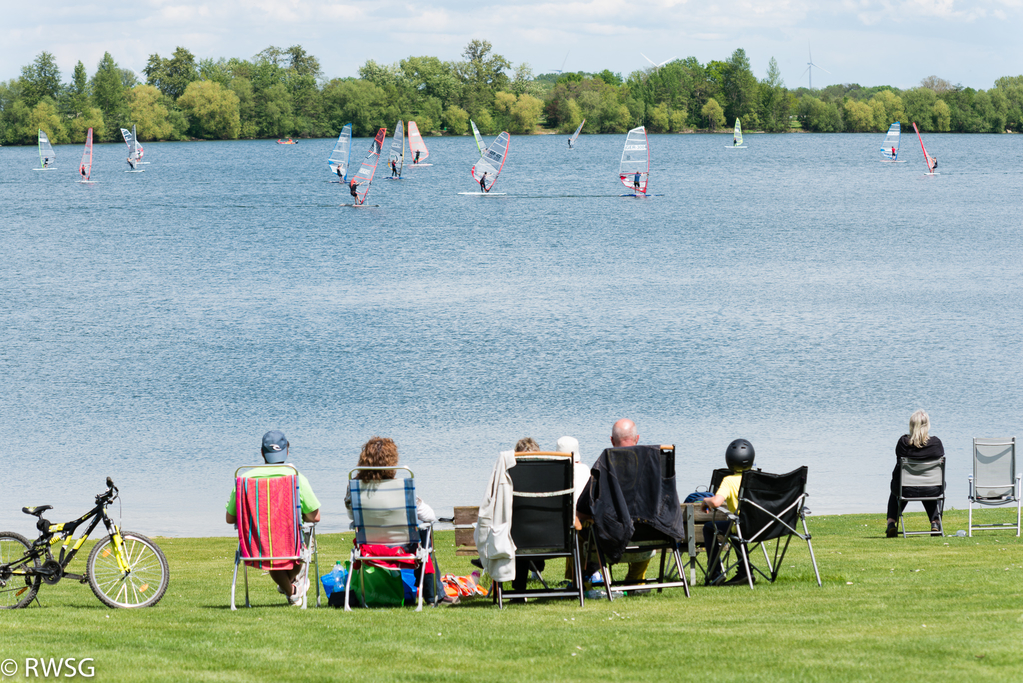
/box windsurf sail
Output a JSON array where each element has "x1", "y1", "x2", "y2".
[
  {"x1": 569, "y1": 119, "x2": 585, "y2": 149},
  {"x1": 79, "y1": 128, "x2": 94, "y2": 181},
  {"x1": 733, "y1": 119, "x2": 744, "y2": 147},
  {"x1": 471, "y1": 131, "x2": 510, "y2": 192},
  {"x1": 38, "y1": 129, "x2": 55, "y2": 169},
  {"x1": 348, "y1": 127, "x2": 386, "y2": 205},
  {"x1": 619, "y1": 126, "x2": 649, "y2": 194},
  {"x1": 408, "y1": 121, "x2": 429, "y2": 164},
  {"x1": 388, "y1": 120, "x2": 405, "y2": 178},
  {"x1": 471, "y1": 120, "x2": 486, "y2": 157},
  {"x1": 122, "y1": 125, "x2": 141, "y2": 170},
  {"x1": 328, "y1": 123, "x2": 352, "y2": 180},
  {"x1": 881, "y1": 122, "x2": 900, "y2": 161},
  {"x1": 912, "y1": 122, "x2": 936, "y2": 174}
]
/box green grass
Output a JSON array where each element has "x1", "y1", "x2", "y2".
[{"x1": 2, "y1": 509, "x2": 1023, "y2": 682}]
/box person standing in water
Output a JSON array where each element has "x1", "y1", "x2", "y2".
[{"x1": 479, "y1": 172, "x2": 488, "y2": 193}]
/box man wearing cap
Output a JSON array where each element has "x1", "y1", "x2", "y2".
[{"x1": 226, "y1": 430, "x2": 321, "y2": 604}]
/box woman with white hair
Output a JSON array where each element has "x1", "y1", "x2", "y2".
[{"x1": 886, "y1": 410, "x2": 944, "y2": 537}]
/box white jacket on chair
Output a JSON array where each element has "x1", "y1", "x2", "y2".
[{"x1": 474, "y1": 450, "x2": 517, "y2": 581}]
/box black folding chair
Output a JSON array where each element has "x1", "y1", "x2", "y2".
[
  {"x1": 493, "y1": 452, "x2": 584, "y2": 608},
  {"x1": 710, "y1": 466, "x2": 821, "y2": 589},
  {"x1": 897, "y1": 456, "x2": 945, "y2": 537},
  {"x1": 589, "y1": 445, "x2": 690, "y2": 601}
]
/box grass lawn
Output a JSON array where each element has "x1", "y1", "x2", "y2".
[{"x1": 2, "y1": 508, "x2": 1022, "y2": 682}]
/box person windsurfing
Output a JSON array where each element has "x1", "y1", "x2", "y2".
[
  {"x1": 891, "y1": 146, "x2": 897, "y2": 160},
  {"x1": 568, "y1": 138, "x2": 573, "y2": 150},
  {"x1": 479, "y1": 172, "x2": 488, "y2": 193},
  {"x1": 80, "y1": 164, "x2": 87, "y2": 180},
  {"x1": 391, "y1": 159, "x2": 398, "y2": 178},
  {"x1": 349, "y1": 179, "x2": 360, "y2": 204},
  {"x1": 414, "y1": 150, "x2": 421, "y2": 165},
  {"x1": 633, "y1": 171, "x2": 642, "y2": 194}
]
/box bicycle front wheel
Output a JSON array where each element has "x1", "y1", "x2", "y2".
[
  {"x1": 87, "y1": 531, "x2": 169, "y2": 608},
  {"x1": 0, "y1": 532, "x2": 41, "y2": 609}
]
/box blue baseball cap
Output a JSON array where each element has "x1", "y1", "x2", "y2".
[{"x1": 261, "y1": 430, "x2": 289, "y2": 464}]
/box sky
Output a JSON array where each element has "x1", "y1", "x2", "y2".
[{"x1": 3, "y1": 0, "x2": 1021, "y2": 91}]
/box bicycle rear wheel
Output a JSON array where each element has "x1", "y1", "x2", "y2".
[
  {"x1": 0, "y1": 532, "x2": 41, "y2": 609},
  {"x1": 87, "y1": 531, "x2": 169, "y2": 608}
]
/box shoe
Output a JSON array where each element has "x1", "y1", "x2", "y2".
[
  {"x1": 706, "y1": 574, "x2": 724, "y2": 586},
  {"x1": 886, "y1": 522, "x2": 898, "y2": 538},
  {"x1": 584, "y1": 589, "x2": 607, "y2": 600},
  {"x1": 931, "y1": 521, "x2": 942, "y2": 536},
  {"x1": 289, "y1": 570, "x2": 310, "y2": 606}
]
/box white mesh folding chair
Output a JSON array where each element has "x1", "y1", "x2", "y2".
[
  {"x1": 898, "y1": 457, "x2": 945, "y2": 537},
  {"x1": 344, "y1": 467, "x2": 434, "y2": 612},
  {"x1": 969, "y1": 437, "x2": 1021, "y2": 537}
]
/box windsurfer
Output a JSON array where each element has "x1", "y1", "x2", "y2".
[
  {"x1": 891, "y1": 146, "x2": 897, "y2": 159},
  {"x1": 633, "y1": 171, "x2": 642, "y2": 193},
  {"x1": 568, "y1": 138, "x2": 572, "y2": 149},
  {"x1": 932, "y1": 157, "x2": 937, "y2": 170},
  {"x1": 414, "y1": 150, "x2": 421, "y2": 164},
  {"x1": 336, "y1": 166, "x2": 343, "y2": 182},
  {"x1": 479, "y1": 172, "x2": 488, "y2": 193},
  {"x1": 391, "y1": 160, "x2": 398, "y2": 178},
  {"x1": 80, "y1": 165, "x2": 86, "y2": 180},
  {"x1": 349, "y1": 179, "x2": 360, "y2": 204}
]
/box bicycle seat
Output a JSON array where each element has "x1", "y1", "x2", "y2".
[{"x1": 22, "y1": 505, "x2": 53, "y2": 517}]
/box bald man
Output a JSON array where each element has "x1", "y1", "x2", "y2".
[{"x1": 607, "y1": 419, "x2": 655, "y2": 584}]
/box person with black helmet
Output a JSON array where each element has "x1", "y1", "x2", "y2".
[
  {"x1": 226, "y1": 430, "x2": 321, "y2": 605},
  {"x1": 701, "y1": 438, "x2": 756, "y2": 585}
]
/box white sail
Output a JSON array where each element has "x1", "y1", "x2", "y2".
[
  {"x1": 881, "y1": 122, "x2": 901, "y2": 161},
  {"x1": 388, "y1": 120, "x2": 405, "y2": 178},
  {"x1": 408, "y1": 121, "x2": 429, "y2": 164},
  {"x1": 124, "y1": 125, "x2": 142, "y2": 171},
  {"x1": 37, "y1": 130, "x2": 55, "y2": 169},
  {"x1": 328, "y1": 123, "x2": 353, "y2": 180},
  {"x1": 730, "y1": 119, "x2": 746, "y2": 148},
  {"x1": 618, "y1": 126, "x2": 649, "y2": 194},
  {"x1": 471, "y1": 120, "x2": 486, "y2": 157},
  {"x1": 79, "y1": 128, "x2": 94, "y2": 182},
  {"x1": 471, "y1": 131, "x2": 510, "y2": 192},
  {"x1": 569, "y1": 119, "x2": 585, "y2": 149},
  {"x1": 348, "y1": 127, "x2": 386, "y2": 205}
]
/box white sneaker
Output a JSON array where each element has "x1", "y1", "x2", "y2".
[{"x1": 289, "y1": 570, "x2": 310, "y2": 606}]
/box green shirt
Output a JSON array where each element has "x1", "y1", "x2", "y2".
[{"x1": 226, "y1": 466, "x2": 320, "y2": 517}]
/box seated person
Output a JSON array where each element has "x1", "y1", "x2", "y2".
[
  {"x1": 701, "y1": 438, "x2": 756, "y2": 585},
  {"x1": 885, "y1": 410, "x2": 944, "y2": 537},
  {"x1": 226, "y1": 430, "x2": 321, "y2": 605},
  {"x1": 511, "y1": 437, "x2": 543, "y2": 592},
  {"x1": 344, "y1": 436, "x2": 441, "y2": 603}
]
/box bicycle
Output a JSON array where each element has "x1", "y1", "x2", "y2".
[{"x1": 0, "y1": 477, "x2": 169, "y2": 609}]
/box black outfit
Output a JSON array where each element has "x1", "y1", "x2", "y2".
[
  {"x1": 576, "y1": 445, "x2": 686, "y2": 565},
  {"x1": 886, "y1": 435, "x2": 943, "y2": 521}
]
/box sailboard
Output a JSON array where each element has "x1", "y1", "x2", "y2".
[
  {"x1": 912, "y1": 122, "x2": 938, "y2": 175},
  {"x1": 471, "y1": 120, "x2": 486, "y2": 157},
  {"x1": 78, "y1": 128, "x2": 95, "y2": 183},
  {"x1": 619, "y1": 126, "x2": 649, "y2": 195},
  {"x1": 880, "y1": 122, "x2": 905, "y2": 162},
  {"x1": 470, "y1": 131, "x2": 510, "y2": 194},
  {"x1": 408, "y1": 121, "x2": 431, "y2": 166},
  {"x1": 568, "y1": 119, "x2": 585, "y2": 150},
  {"x1": 385, "y1": 120, "x2": 406, "y2": 180},
  {"x1": 727, "y1": 119, "x2": 747, "y2": 148},
  {"x1": 35, "y1": 130, "x2": 56, "y2": 170},
  {"x1": 345, "y1": 127, "x2": 386, "y2": 205},
  {"x1": 328, "y1": 123, "x2": 353, "y2": 182},
  {"x1": 122, "y1": 125, "x2": 145, "y2": 172}
]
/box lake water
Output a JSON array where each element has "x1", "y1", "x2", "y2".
[{"x1": 2, "y1": 131, "x2": 1022, "y2": 538}]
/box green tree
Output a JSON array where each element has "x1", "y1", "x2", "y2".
[
  {"x1": 932, "y1": 99, "x2": 951, "y2": 132},
  {"x1": 91, "y1": 52, "x2": 130, "y2": 139},
  {"x1": 29, "y1": 100, "x2": 66, "y2": 144},
  {"x1": 177, "y1": 80, "x2": 240, "y2": 139},
  {"x1": 843, "y1": 99, "x2": 874, "y2": 132},
  {"x1": 721, "y1": 48, "x2": 758, "y2": 124},
  {"x1": 442, "y1": 104, "x2": 469, "y2": 134},
  {"x1": 759, "y1": 57, "x2": 789, "y2": 132},
  {"x1": 868, "y1": 90, "x2": 904, "y2": 131},
  {"x1": 701, "y1": 97, "x2": 725, "y2": 130},
  {"x1": 20, "y1": 52, "x2": 63, "y2": 108},
  {"x1": 61, "y1": 61, "x2": 91, "y2": 120},
  {"x1": 144, "y1": 47, "x2": 198, "y2": 99},
  {"x1": 902, "y1": 87, "x2": 937, "y2": 130},
  {"x1": 66, "y1": 106, "x2": 106, "y2": 144},
  {"x1": 797, "y1": 95, "x2": 843, "y2": 132},
  {"x1": 127, "y1": 84, "x2": 176, "y2": 140},
  {"x1": 455, "y1": 40, "x2": 511, "y2": 118}
]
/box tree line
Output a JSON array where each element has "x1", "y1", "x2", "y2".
[{"x1": 3, "y1": 40, "x2": 1022, "y2": 146}]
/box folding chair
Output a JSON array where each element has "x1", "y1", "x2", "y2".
[
  {"x1": 493, "y1": 452, "x2": 584, "y2": 608},
  {"x1": 230, "y1": 464, "x2": 319, "y2": 610},
  {"x1": 898, "y1": 456, "x2": 945, "y2": 537},
  {"x1": 708, "y1": 466, "x2": 821, "y2": 589},
  {"x1": 588, "y1": 445, "x2": 690, "y2": 601},
  {"x1": 344, "y1": 467, "x2": 435, "y2": 612},
  {"x1": 969, "y1": 437, "x2": 1021, "y2": 537}
]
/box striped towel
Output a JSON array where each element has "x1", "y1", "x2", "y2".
[{"x1": 236, "y1": 474, "x2": 301, "y2": 571}]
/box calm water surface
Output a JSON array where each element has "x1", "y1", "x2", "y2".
[{"x1": 2, "y1": 131, "x2": 1022, "y2": 537}]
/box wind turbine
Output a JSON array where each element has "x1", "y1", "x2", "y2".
[
  {"x1": 641, "y1": 53, "x2": 677, "y2": 71},
  {"x1": 552, "y1": 51, "x2": 570, "y2": 75},
  {"x1": 801, "y1": 45, "x2": 830, "y2": 90}
]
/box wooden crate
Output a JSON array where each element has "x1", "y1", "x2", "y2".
[{"x1": 454, "y1": 506, "x2": 479, "y2": 556}]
